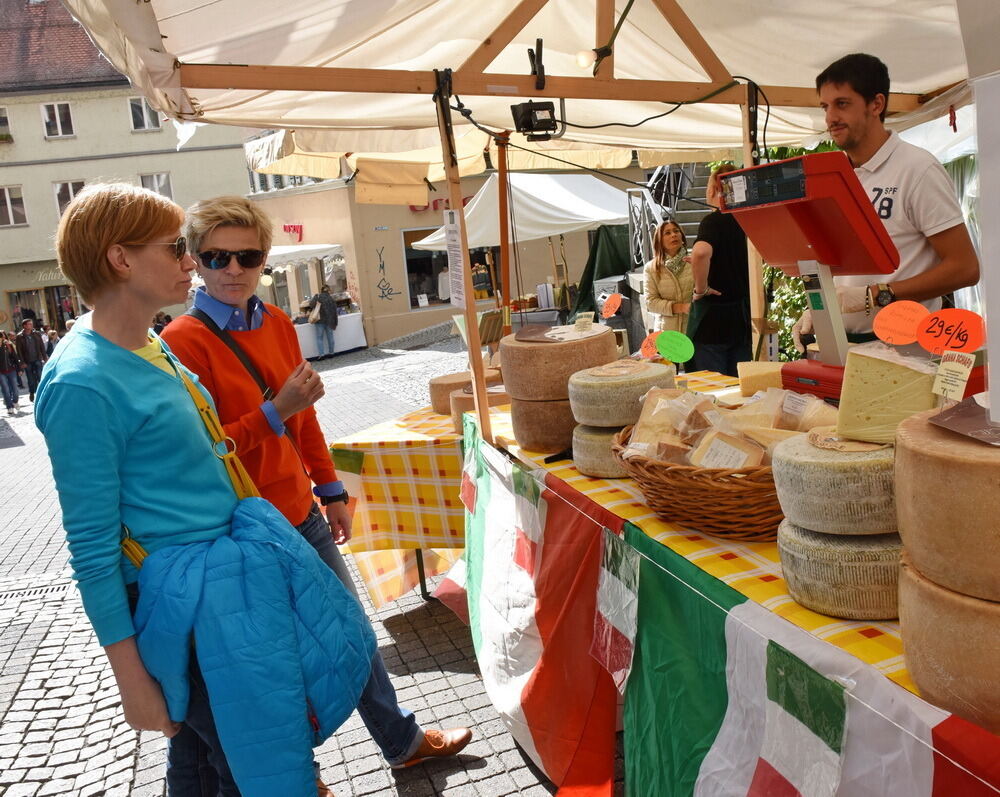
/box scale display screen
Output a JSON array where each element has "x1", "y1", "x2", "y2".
[{"x1": 720, "y1": 159, "x2": 806, "y2": 209}]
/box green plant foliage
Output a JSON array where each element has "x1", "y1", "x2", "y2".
[{"x1": 764, "y1": 266, "x2": 807, "y2": 361}]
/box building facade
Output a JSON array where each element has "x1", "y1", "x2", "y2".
[{"x1": 0, "y1": 0, "x2": 250, "y2": 332}]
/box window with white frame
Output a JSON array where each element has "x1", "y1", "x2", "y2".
[
  {"x1": 41, "y1": 102, "x2": 74, "y2": 138},
  {"x1": 0, "y1": 186, "x2": 27, "y2": 227},
  {"x1": 54, "y1": 181, "x2": 85, "y2": 215},
  {"x1": 129, "y1": 97, "x2": 161, "y2": 131},
  {"x1": 0, "y1": 107, "x2": 10, "y2": 141},
  {"x1": 140, "y1": 172, "x2": 172, "y2": 199}
]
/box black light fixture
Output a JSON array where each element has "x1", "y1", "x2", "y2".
[{"x1": 511, "y1": 100, "x2": 558, "y2": 141}]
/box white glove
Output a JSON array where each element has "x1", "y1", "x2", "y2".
[
  {"x1": 836, "y1": 284, "x2": 869, "y2": 314},
  {"x1": 791, "y1": 310, "x2": 813, "y2": 354}
]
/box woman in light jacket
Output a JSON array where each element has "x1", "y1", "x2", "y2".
[{"x1": 643, "y1": 220, "x2": 694, "y2": 333}]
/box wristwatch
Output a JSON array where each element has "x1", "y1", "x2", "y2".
[
  {"x1": 320, "y1": 490, "x2": 349, "y2": 506},
  {"x1": 874, "y1": 283, "x2": 895, "y2": 307}
]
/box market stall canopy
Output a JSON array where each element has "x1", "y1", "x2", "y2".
[
  {"x1": 267, "y1": 244, "x2": 344, "y2": 274},
  {"x1": 62, "y1": 0, "x2": 972, "y2": 154},
  {"x1": 412, "y1": 172, "x2": 627, "y2": 250}
]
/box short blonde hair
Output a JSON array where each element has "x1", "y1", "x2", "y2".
[
  {"x1": 183, "y1": 196, "x2": 273, "y2": 255},
  {"x1": 56, "y1": 183, "x2": 184, "y2": 304}
]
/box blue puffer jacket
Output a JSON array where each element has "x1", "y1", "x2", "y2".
[{"x1": 133, "y1": 497, "x2": 376, "y2": 796}]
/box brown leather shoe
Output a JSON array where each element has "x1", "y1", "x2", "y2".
[
  {"x1": 391, "y1": 727, "x2": 474, "y2": 769},
  {"x1": 316, "y1": 777, "x2": 335, "y2": 797}
]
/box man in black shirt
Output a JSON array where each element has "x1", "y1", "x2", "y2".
[
  {"x1": 15, "y1": 318, "x2": 47, "y2": 402},
  {"x1": 686, "y1": 164, "x2": 752, "y2": 376}
]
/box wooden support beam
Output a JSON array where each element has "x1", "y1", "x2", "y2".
[
  {"x1": 741, "y1": 87, "x2": 767, "y2": 360},
  {"x1": 496, "y1": 133, "x2": 513, "y2": 336},
  {"x1": 434, "y1": 82, "x2": 494, "y2": 444},
  {"x1": 177, "y1": 63, "x2": 926, "y2": 110},
  {"x1": 650, "y1": 0, "x2": 731, "y2": 83},
  {"x1": 459, "y1": 0, "x2": 551, "y2": 75},
  {"x1": 594, "y1": 0, "x2": 615, "y2": 80}
]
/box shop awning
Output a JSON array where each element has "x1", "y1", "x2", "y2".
[
  {"x1": 412, "y1": 172, "x2": 628, "y2": 251},
  {"x1": 266, "y1": 244, "x2": 344, "y2": 274}
]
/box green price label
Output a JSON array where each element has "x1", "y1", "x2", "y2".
[
  {"x1": 655, "y1": 331, "x2": 695, "y2": 363},
  {"x1": 808, "y1": 292, "x2": 825, "y2": 311}
]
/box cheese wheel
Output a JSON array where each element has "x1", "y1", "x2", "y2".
[
  {"x1": 572, "y1": 424, "x2": 628, "y2": 478},
  {"x1": 737, "y1": 361, "x2": 784, "y2": 396},
  {"x1": 899, "y1": 552, "x2": 1000, "y2": 734},
  {"x1": 499, "y1": 326, "x2": 618, "y2": 401},
  {"x1": 428, "y1": 369, "x2": 501, "y2": 414},
  {"x1": 568, "y1": 360, "x2": 676, "y2": 426},
  {"x1": 771, "y1": 434, "x2": 895, "y2": 534},
  {"x1": 778, "y1": 520, "x2": 901, "y2": 620},
  {"x1": 449, "y1": 386, "x2": 510, "y2": 435},
  {"x1": 896, "y1": 409, "x2": 1000, "y2": 601},
  {"x1": 510, "y1": 398, "x2": 576, "y2": 454}
]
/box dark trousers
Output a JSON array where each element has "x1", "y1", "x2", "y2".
[
  {"x1": 690, "y1": 339, "x2": 752, "y2": 378},
  {"x1": 25, "y1": 360, "x2": 44, "y2": 398}
]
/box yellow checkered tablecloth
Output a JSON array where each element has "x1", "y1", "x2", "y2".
[{"x1": 500, "y1": 370, "x2": 914, "y2": 694}]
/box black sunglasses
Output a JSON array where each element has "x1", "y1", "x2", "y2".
[
  {"x1": 126, "y1": 236, "x2": 188, "y2": 260},
  {"x1": 197, "y1": 249, "x2": 267, "y2": 270}
]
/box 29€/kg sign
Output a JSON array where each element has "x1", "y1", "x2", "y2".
[{"x1": 915, "y1": 308, "x2": 985, "y2": 355}]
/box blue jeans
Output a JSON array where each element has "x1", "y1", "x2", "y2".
[
  {"x1": 690, "y1": 339, "x2": 751, "y2": 378},
  {"x1": 0, "y1": 371, "x2": 17, "y2": 409},
  {"x1": 296, "y1": 505, "x2": 422, "y2": 765},
  {"x1": 314, "y1": 324, "x2": 335, "y2": 357}
]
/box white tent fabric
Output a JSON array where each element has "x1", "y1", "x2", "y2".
[
  {"x1": 60, "y1": 0, "x2": 973, "y2": 154},
  {"x1": 266, "y1": 244, "x2": 344, "y2": 274},
  {"x1": 412, "y1": 173, "x2": 628, "y2": 251}
]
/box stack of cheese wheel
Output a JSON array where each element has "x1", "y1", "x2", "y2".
[
  {"x1": 448, "y1": 384, "x2": 510, "y2": 435},
  {"x1": 568, "y1": 360, "x2": 676, "y2": 478},
  {"x1": 428, "y1": 368, "x2": 501, "y2": 415},
  {"x1": 499, "y1": 325, "x2": 618, "y2": 453},
  {"x1": 771, "y1": 433, "x2": 901, "y2": 620},
  {"x1": 895, "y1": 409, "x2": 1000, "y2": 733}
]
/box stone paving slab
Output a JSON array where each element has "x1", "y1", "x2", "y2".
[{"x1": 0, "y1": 332, "x2": 619, "y2": 796}]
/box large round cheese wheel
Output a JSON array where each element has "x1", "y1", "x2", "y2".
[
  {"x1": 572, "y1": 424, "x2": 628, "y2": 478},
  {"x1": 777, "y1": 520, "x2": 901, "y2": 620},
  {"x1": 568, "y1": 360, "x2": 676, "y2": 427},
  {"x1": 899, "y1": 552, "x2": 1000, "y2": 734},
  {"x1": 428, "y1": 369, "x2": 501, "y2": 415},
  {"x1": 510, "y1": 397, "x2": 576, "y2": 454},
  {"x1": 771, "y1": 435, "x2": 895, "y2": 534},
  {"x1": 499, "y1": 326, "x2": 618, "y2": 401},
  {"x1": 449, "y1": 386, "x2": 510, "y2": 435},
  {"x1": 896, "y1": 409, "x2": 1000, "y2": 601}
]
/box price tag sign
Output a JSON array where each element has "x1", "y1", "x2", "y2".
[
  {"x1": 932, "y1": 350, "x2": 977, "y2": 400},
  {"x1": 601, "y1": 293, "x2": 623, "y2": 318},
  {"x1": 873, "y1": 300, "x2": 930, "y2": 345},
  {"x1": 916, "y1": 308, "x2": 985, "y2": 355},
  {"x1": 640, "y1": 331, "x2": 660, "y2": 359},
  {"x1": 417, "y1": 293, "x2": 429, "y2": 307},
  {"x1": 655, "y1": 331, "x2": 695, "y2": 363}
]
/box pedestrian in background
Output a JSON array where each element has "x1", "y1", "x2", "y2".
[
  {"x1": 164, "y1": 195, "x2": 472, "y2": 795},
  {"x1": 0, "y1": 332, "x2": 20, "y2": 415},
  {"x1": 45, "y1": 329, "x2": 60, "y2": 357},
  {"x1": 15, "y1": 318, "x2": 46, "y2": 401},
  {"x1": 307, "y1": 284, "x2": 339, "y2": 359}
]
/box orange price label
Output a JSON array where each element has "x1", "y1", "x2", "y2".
[
  {"x1": 872, "y1": 300, "x2": 930, "y2": 345},
  {"x1": 640, "y1": 331, "x2": 660, "y2": 359},
  {"x1": 601, "y1": 292, "x2": 623, "y2": 318},
  {"x1": 916, "y1": 308, "x2": 985, "y2": 355}
]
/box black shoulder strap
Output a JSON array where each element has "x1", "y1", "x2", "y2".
[{"x1": 186, "y1": 307, "x2": 274, "y2": 400}]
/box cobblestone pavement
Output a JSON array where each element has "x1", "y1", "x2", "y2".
[{"x1": 0, "y1": 333, "x2": 570, "y2": 796}]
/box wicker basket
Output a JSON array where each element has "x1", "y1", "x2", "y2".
[{"x1": 610, "y1": 426, "x2": 784, "y2": 542}]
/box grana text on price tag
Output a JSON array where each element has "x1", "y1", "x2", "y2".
[{"x1": 932, "y1": 350, "x2": 977, "y2": 401}]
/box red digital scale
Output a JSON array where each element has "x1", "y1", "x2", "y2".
[{"x1": 718, "y1": 151, "x2": 898, "y2": 401}]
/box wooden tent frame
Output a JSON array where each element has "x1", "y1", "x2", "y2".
[{"x1": 173, "y1": 0, "x2": 951, "y2": 442}]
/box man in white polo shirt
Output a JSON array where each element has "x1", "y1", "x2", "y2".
[{"x1": 794, "y1": 53, "x2": 979, "y2": 349}]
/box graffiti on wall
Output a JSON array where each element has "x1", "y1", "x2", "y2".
[{"x1": 375, "y1": 246, "x2": 400, "y2": 300}]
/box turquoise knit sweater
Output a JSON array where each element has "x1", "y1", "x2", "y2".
[{"x1": 35, "y1": 320, "x2": 238, "y2": 646}]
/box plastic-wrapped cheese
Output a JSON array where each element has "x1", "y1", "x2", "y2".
[
  {"x1": 836, "y1": 342, "x2": 938, "y2": 443},
  {"x1": 737, "y1": 361, "x2": 784, "y2": 396},
  {"x1": 572, "y1": 424, "x2": 628, "y2": 478},
  {"x1": 896, "y1": 408, "x2": 1000, "y2": 601},
  {"x1": 510, "y1": 397, "x2": 577, "y2": 454},
  {"x1": 568, "y1": 360, "x2": 676, "y2": 426},
  {"x1": 778, "y1": 520, "x2": 901, "y2": 620},
  {"x1": 428, "y1": 369, "x2": 501, "y2": 414},
  {"x1": 899, "y1": 552, "x2": 1000, "y2": 734},
  {"x1": 771, "y1": 434, "x2": 895, "y2": 534},
  {"x1": 499, "y1": 325, "x2": 618, "y2": 401}
]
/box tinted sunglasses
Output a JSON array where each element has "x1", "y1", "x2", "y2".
[
  {"x1": 125, "y1": 236, "x2": 188, "y2": 260},
  {"x1": 197, "y1": 249, "x2": 267, "y2": 270}
]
